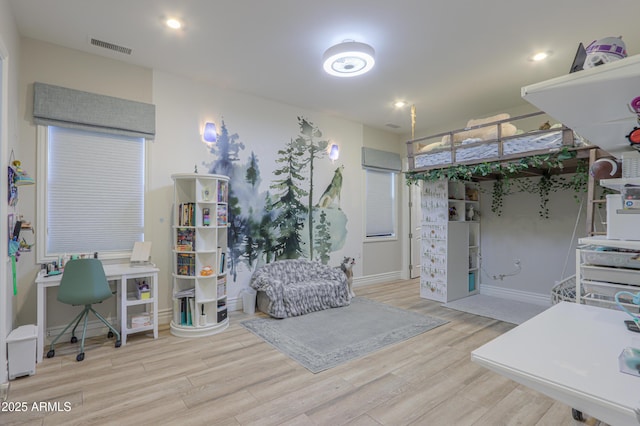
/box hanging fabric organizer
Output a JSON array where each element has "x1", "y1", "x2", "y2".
[{"x1": 7, "y1": 150, "x2": 36, "y2": 295}]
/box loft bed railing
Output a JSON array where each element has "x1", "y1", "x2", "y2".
[{"x1": 406, "y1": 111, "x2": 588, "y2": 177}]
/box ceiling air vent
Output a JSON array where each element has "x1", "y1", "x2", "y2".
[
  {"x1": 385, "y1": 123, "x2": 401, "y2": 129},
  {"x1": 89, "y1": 38, "x2": 132, "y2": 55}
]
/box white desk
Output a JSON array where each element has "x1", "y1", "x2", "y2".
[
  {"x1": 472, "y1": 302, "x2": 640, "y2": 425},
  {"x1": 35, "y1": 263, "x2": 159, "y2": 363}
]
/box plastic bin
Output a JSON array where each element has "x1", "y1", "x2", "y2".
[
  {"x1": 241, "y1": 288, "x2": 257, "y2": 315},
  {"x1": 7, "y1": 324, "x2": 37, "y2": 380},
  {"x1": 580, "y1": 248, "x2": 640, "y2": 269}
]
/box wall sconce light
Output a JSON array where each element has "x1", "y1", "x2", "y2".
[
  {"x1": 203, "y1": 122, "x2": 217, "y2": 143},
  {"x1": 329, "y1": 144, "x2": 340, "y2": 161}
]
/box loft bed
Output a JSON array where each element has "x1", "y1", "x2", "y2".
[{"x1": 406, "y1": 111, "x2": 596, "y2": 180}]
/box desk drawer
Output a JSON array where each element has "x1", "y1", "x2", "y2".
[{"x1": 581, "y1": 265, "x2": 640, "y2": 285}]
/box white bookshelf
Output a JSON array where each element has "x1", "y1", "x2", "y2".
[
  {"x1": 420, "y1": 179, "x2": 480, "y2": 302},
  {"x1": 170, "y1": 173, "x2": 229, "y2": 337}
]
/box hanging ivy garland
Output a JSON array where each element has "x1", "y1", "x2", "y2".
[{"x1": 406, "y1": 148, "x2": 589, "y2": 218}]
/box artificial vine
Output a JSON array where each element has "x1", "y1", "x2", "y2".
[{"x1": 406, "y1": 148, "x2": 589, "y2": 218}]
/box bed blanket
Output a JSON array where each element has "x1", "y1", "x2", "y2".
[{"x1": 249, "y1": 259, "x2": 351, "y2": 318}]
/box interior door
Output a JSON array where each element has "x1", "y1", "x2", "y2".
[{"x1": 410, "y1": 181, "x2": 422, "y2": 279}]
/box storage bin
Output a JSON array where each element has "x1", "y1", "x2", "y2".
[
  {"x1": 582, "y1": 293, "x2": 639, "y2": 311},
  {"x1": 468, "y1": 272, "x2": 476, "y2": 292},
  {"x1": 606, "y1": 194, "x2": 640, "y2": 240},
  {"x1": 241, "y1": 288, "x2": 257, "y2": 315},
  {"x1": 7, "y1": 324, "x2": 37, "y2": 380},
  {"x1": 580, "y1": 249, "x2": 640, "y2": 269},
  {"x1": 551, "y1": 275, "x2": 578, "y2": 304},
  {"x1": 581, "y1": 265, "x2": 639, "y2": 285},
  {"x1": 582, "y1": 279, "x2": 637, "y2": 299},
  {"x1": 217, "y1": 309, "x2": 228, "y2": 322}
]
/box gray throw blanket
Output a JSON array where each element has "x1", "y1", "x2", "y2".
[{"x1": 249, "y1": 259, "x2": 351, "y2": 318}]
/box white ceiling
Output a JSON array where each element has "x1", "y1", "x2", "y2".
[{"x1": 8, "y1": 0, "x2": 640, "y2": 136}]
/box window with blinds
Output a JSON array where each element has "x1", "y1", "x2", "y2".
[
  {"x1": 365, "y1": 169, "x2": 396, "y2": 239},
  {"x1": 37, "y1": 126, "x2": 145, "y2": 260}
]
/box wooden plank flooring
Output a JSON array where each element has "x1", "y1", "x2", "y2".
[{"x1": 2, "y1": 279, "x2": 604, "y2": 426}]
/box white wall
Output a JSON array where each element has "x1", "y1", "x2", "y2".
[
  {"x1": 478, "y1": 180, "x2": 585, "y2": 304},
  {"x1": 13, "y1": 39, "x2": 404, "y2": 332},
  {"x1": 0, "y1": 0, "x2": 22, "y2": 384},
  {"x1": 361, "y1": 126, "x2": 404, "y2": 278},
  {"x1": 15, "y1": 38, "x2": 153, "y2": 328},
  {"x1": 149, "y1": 70, "x2": 375, "y2": 310}
]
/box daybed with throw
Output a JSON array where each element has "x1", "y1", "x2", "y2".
[
  {"x1": 406, "y1": 111, "x2": 590, "y2": 172},
  {"x1": 249, "y1": 259, "x2": 351, "y2": 318}
]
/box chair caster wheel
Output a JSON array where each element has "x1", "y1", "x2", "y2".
[
  {"x1": 70, "y1": 336, "x2": 78, "y2": 344},
  {"x1": 76, "y1": 353, "x2": 85, "y2": 362},
  {"x1": 115, "y1": 340, "x2": 122, "y2": 348},
  {"x1": 572, "y1": 408, "x2": 584, "y2": 422},
  {"x1": 46, "y1": 349, "x2": 55, "y2": 358},
  {"x1": 108, "y1": 331, "x2": 114, "y2": 338}
]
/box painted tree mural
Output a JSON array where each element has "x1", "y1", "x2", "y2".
[
  {"x1": 205, "y1": 116, "x2": 347, "y2": 283},
  {"x1": 314, "y1": 210, "x2": 332, "y2": 264},
  {"x1": 270, "y1": 139, "x2": 309, "y2": 259},
  {"x1": 294, "y1": 117, "x2": 328, "y2": 259}
]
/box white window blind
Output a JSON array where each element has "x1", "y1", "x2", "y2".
[
  {"x1": 45, "y1": 126, "x2": 144, "y2": 256},
  {"x1": 365, "y1": 170, "x2": 396, "y2": 238}
]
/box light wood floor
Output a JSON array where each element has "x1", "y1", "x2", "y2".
[{"x1": 3, "y1": 279, "x2": 603, "y2": 426}]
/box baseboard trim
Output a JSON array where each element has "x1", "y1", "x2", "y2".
[
  {"x1": 354, "y1": 271, "x2": 403, "y2": 288},
  {"x1": 480, "y1": 284, "x2": 551, "y2": 307},
  {"x1": 45, "y1": 316, "x2": 120, "y2": 341}
]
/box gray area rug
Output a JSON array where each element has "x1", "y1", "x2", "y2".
[
  {"x1": 241, "y1": 297, "x2": 447, "y2": 373},
  {"x1": 443, "y1": 294, "x2": 548, "y2": 325}
]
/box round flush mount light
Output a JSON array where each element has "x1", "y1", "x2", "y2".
[
  {"x1": 323, "y1": 41, "x2": 375, "y2": 77},
  {"x1": 530, "y1": 51, "x2": 550, "y2": 62},
  {"x1": 166, "y1": 18, "x2": 182, "y2": 29}
]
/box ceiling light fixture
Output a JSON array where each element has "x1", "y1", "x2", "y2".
[
  {"x1": 394, "y1": 101, "x2": 407, "y2": 108},
  {"x1": 323, "y1": 40, "x2": 375, "y2": 77},
  {"x1": 166, "y1": 18, "x2": 182, "y2": 29},
  {"x1": 531, "y1": 51, "x2": 548, "y2": 61}
]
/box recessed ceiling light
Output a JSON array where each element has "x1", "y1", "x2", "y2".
[
  {"x1": 531, "y1": 51, "x2": 548, "y2": 61},
  {"x1": 323, "y1": 41, "x2": 375, "y2": 78},
  {"x1": 166, "y1": 18, "x2": 182, "y2": 29},
  {"x1": 394, "y1": 101, "x2": 407, "y2": 108}
]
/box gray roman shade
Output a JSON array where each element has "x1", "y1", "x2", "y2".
[
  {"x1": 361, "y1": 147, "x2": 402, "y2": 172},
  {"x1": 33, "y1": 82, "x2": 155, "y2": 139}
]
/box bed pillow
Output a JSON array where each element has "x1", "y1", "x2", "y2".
[
  {"x1": 441, "y1": 113, "x2": 518, "y2": 144},
  {"x1": 418, "y1": 140, "x2": 450, "y2": 153}
]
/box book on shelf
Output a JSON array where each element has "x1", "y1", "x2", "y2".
[
  {"x1": 217, "y1": 204, "x2": 228, "y2": 226},
  {"x1": 219, "y1": 250, "x2": 226, "y2": 274},
  {"x1": 217, "y1": 180, "x2": 228, "y2": 203},
  {"x1": 176, "y1": 228, "x2": 196, "y2": 251},
  {"x1": 188, "y1": 298, "x2": 195, "y2": 326},
  {"x1": 178, "y1": 202, "x2": 195, "y2": 226},
  {"x1": 176, "y1": 253, "x2": 195, "y2": 276},
  {"x1": 180, "y1": 298, "x2": 187, "y2": 325},
  {"x1": 175, "y1": 296, "x2": 196, "y2": 326},
  {"x1": 217, "y1": 285, "x2": 226, "y2": 299},
  {"x1": 217, "y1": 276, "x2": 227, "y2": 299}
]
